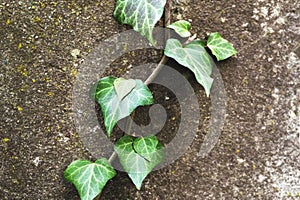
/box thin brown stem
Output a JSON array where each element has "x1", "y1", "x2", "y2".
[
  {"x1": 108, "y1": 152, "x2": 117, "y2": 164},
  {"x1": 108, "y1": 112, "x2": 134, "y2": 164},
  {"x1": 144, "y1": 55, "x2": 169, "y2": 85},
  {"x1": 184, "y1": 33, "x2": 197, "y2": 45},
  {"x1": 145, "y1": 0, "x2": 172, "y2": 85},
  {"x1": 108, "y1": 0, "x2": 172, "y2": 165},
  {"x1": 164, "y1": 0, "x2": 172, "y2": 27}
]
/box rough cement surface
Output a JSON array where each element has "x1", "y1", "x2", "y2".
[{"x1": 0, "y1": 0, "x2": 299, "y2": 199}]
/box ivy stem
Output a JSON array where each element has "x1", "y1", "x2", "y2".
[
  {"x1": 108, "y1": 50, "x2": 168, "y2": 164},
  {"x1": 144, "y1": 55, "x2": 168, "y2": 85},
  {"x1": 108, "y1": 0, "x2": 172, "y2": 165},
  {"x1": 145, "y1": 0, "x2": 172, "y2": 85},
  {"x1": 184, "y1": 33, "x2": 197, "y2": 45},
  {"x1": 108, "y1": 150, "x2": 117, "y2": 164},
  {"x1": 164, "y1": 0, "x2": 172, "y2": 27}
]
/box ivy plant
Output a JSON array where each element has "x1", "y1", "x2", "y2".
[
  {"x1": 114, "y1": 135, "x2": 165, "y2": 190},
  {"x1": 65, "y1": 0, "x2": 237, "y2": 199},
  {"x1": 93, "y1": 77, "x2": 153, "y2": 136}
]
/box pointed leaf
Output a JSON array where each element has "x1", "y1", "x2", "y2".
[
  {"x1": 167, "y1": 20, "x2": 191, "y2": 37},
  {"x1": 114, "y1": 78, "x2": 136, "y2": 101},
  {"x1": 115, "y1": 135, "x2": 165, "y2": 190},
  {"x1": 207, "y1": 32, "x2": 237, "y2": 61},
  {"x1": 94, "y1": 77, "x2": 153, "y2": 136},
  {"x1": 114, "y1": 0, "x2": 167, "y2": 44},
  {"x1": 164, "y1": 39, "x2": 214, "y2": 96},
  {"x1": 64, "y1": 159, "x2": 116, "y2": 200}
]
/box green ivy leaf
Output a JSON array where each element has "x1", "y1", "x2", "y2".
[
  {"x1": 114, "y1": 0, "x2": 167, "y2": 44},
  {"x1": 115, "y1": 135, "x2": 165, "y2": 190},
  {"x1": 94, "y1": 76, "x2": 153, "y2": 136},
  {"x1": 167, "y1": 20, "x2": 191, "y2": 38},
  {"x1": 133, "y1": 135, "x2": 159, "y2": 161},
  {"x1": 113, "y1": 78, "x2": 136, "y2": 101},
  {"x1": 207, "y1": 32, "x2": 237, "y2": 61},
  {"x1": 64, "y1": 159, "x2": 116, "y2": 200},
  {"x1": 164, "y1": 39, "x2": 214, "y2": 96}
]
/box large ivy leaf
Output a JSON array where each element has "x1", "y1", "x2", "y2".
[
  {"x1": 114, "y1": 0, "x2": 167, "y2": 44},
  {"x1": 167, "y1": 20, "x2": 191, "y2": 38},
  {"x1": 164, "y1": 39, "x2": 214, "y2": 96},
  {"x1": 94, "y1": 76, "x2": 153, "y2": 136},
  {"x1": 115, "y1": 135, "x2": 164, "y2": 190},
  {"x1": 64, "y1": 159, "x2": 116, "y2": 200},
  {"x1": 207, "y1": 32, "x2": 237, "y2": 61}
]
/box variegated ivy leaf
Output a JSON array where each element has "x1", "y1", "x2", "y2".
[
  {"x1": 115, "y1": 135, "x2": 164, "y2": 190},
  {"x1": 114, "y1": 78, "x2": 136, "y2": 101},
  {"x1": 94, "y1": 76, "x2": 153, "y2": 136},
  {"x1": 114, "y1": 0, "x2": 167, "y2": 45},
  {"x1": 133, "y1": 135, "x2": 159, "y2": 161},
  {"x1": 64, "y1": 159, "x2": 116, "y2": 200},
  {"x1": 207, "y1": 32, "x2": 237, "y2": 61},
  {"x1": 167, "y1": 20, "x2": 191, "y2": 38},
  {"x1": 164, "y1": 39, "x2": 214, "y2": 96}
]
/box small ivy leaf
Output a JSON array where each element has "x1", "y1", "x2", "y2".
[
  {"x1": 115, "y1": 135, "x2": 165, "y2": 190},
  {"x1": 207, "y1": 32, "x2": 237, "y2": 61},
  {"x1": 164, "y1": 39, "x2": 214, "y2": 96},
  {"x1": 114, "y1": 78, "x2": 136, "y2": 101},
  {"x1": 94, "y1": 76, "x2": 153, "y2": 136},
  {"x1": 167, "y1": 20, "x2": 191, "y2": 38},
  {"x1": 114, "y1": 0, "x2": 167, "y2": 45},
  {"x1": 64, "y1": 159, "x2": 116, "y2": 200}
]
